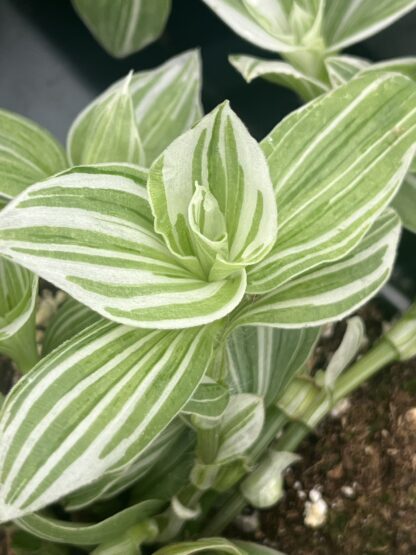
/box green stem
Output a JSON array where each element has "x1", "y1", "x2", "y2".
[{"x1": 202, "y1": 335, "x2": 399, "y2": 535}]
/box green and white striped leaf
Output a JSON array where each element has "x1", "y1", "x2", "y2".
[
  {"x1": 154, "y1": 538, "x2": 285, "y2": 555},
  {"x1": 0, "y1": 109, "x2": 66, "y2": 201},
  {"x1": 230, "y1": 54, "x2": 328, "y2": 101},
  {"x1": 0, "y1": 257, "x2": 38, "y2": 373},
  {"x1": 128, "y1": 50, "x2": 203, "y2": 164},
  {"x1": 72, "y1": 0, "x2": 171, "y2": 58},
  {"x1": 324, "y1": 0, "x2": 416, "y2": 52},
  {"x1": 326, "y1": 56, "x2": 416, "y2": 89},
  {"x1": 64, "y1": 420, "x2": 186, "y2": 510},
  {"x1": 227, "y1": 326, "x2": 320, "y2": 406},
  {"x1": 15, "y1": 499, "x2": 164, "y2": 546},
  {"x1": 234, "y1": 209, "x2": 401, "y2": 328},
  {"x1": 392, "y1": 172, "x2": 416, "y2": 232},
  {"x1": 248, "y1": 73, "x2": 416, "y2": 294},
  {"x1": 201, "y1": 0, "x2": 297, "y2": 53},
  {"x1": 43, "y1": 297, "x2": 103, "y2": 355},
  {"x1": 325, "y1": 55, "x2": 370, "y2": 88},
  {"x1": 0, "y1": 164, "x2": 246, "y2": 329},
  {"x1": 183, "y1": 378, "x2": 229, "y2": 420},
  {"x1": 67, "y1": 73, "x2": 145, "y2": 166},
  {"x1": 148, "y1": 101, "x2": 277, "y2": 281},
  {"x1": 0, "y1": 321, "x2": 217, "y2": 521},
  {"x1": 215, "y1": 394, "x2": 265, "y2": 464},
  {"x1": 68, "y1": 50, "x2": 203, "y2": 166}
]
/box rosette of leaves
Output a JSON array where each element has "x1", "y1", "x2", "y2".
[
  {"x1": 0, "y1": 68, "x2": 414, "y2": 527},
  {"x1": 203, "y1": 0, "x2": 416, "y2": 233},
  {"x1": 203, "y1": 0, "x2": 416, "y2": 99},
  {"x1": 72, "y1": 0, "x2": 172, "y2": 58}
]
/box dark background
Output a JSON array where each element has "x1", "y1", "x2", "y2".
[{"x1": 0, "y1": 0, "x2": 415, "y2": 295}]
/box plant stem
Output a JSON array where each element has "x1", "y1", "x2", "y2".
[{"x1": 202, "y1": 335, "x2": 399, "y2": 535}]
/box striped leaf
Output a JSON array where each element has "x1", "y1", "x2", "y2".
[
  {"x1": 128, "y1": 50, "x2": 203, "y2": 164},
  {"x1": 67, "y1": 73, "x2": 145, "y2": 166},
  {"x1": 392, "y1": 172, "x2": 416, "y2": 232},
  {"x1": 215, "y1": 394, "x2": 265, "y2": 464},
  {"x1": 325, "y1": 55, "x2": 370, "y2": 88},
  {"x1": 72, "y1": 0, "x2": 171, "y2": 58},
  {"x1": 67, "y1": 50, "x2": 202, "y2": 166},
  {"x1": 227, "y1": 326, "x2": 320, "y2": 406},
  {"x1": 233, "y1": 209, "x2": 401, "y2": 328},
  {"x1": 43, "y1": 297, "x2": 103, "y2": 356},
  {"x1": 326, "y1": 56, "x2": 416, "y2": 88},
  {"x1": 230, "y1": 55, "x2": 329, "y2": 101},
  {"x1": 0, "y1": 257, "x2": 39, "y2": 373},
  {"x1": 148, "y1": 101, "x2": 277, "y2": 281},
  {"x1": 0, "y1": 109, "x2": 66, "y2": 201},
  {"x1": 248, "y1": 73, "x2": 416, "y2": 294},
  {"x1": 324, "y1": 0, "x2": 416, "y2": 51},
  {"x1": 15, "y1": 499, "x2": 164, "y2": 546},
  {"x1": 64, "y1": 420, "x2": 186, "y2": 510},
  {"x1": 183, "y1": 378, "x2": 229, "y2": 421},
  {"x1": 201, "y1": 0, "x2": 297, "y2": 53},
  {"x1": 0, "y1": 321, "x2": 217, "y2": 521},
  {"x1": 0, "y1": 164, "x2": 246, "y2": 329}
]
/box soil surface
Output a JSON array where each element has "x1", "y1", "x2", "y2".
[{"x1": 237, "y1": 303, "x2": 416, "y2": 555}]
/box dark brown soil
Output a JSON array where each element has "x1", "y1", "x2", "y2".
[{"x1": 243, "y1": 303, "x2": 416, "y2": 555}]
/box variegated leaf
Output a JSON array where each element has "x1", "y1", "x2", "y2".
[
  {"x1": 0, "y1": 321, "x2": 217, "y2": 521},
  {"x1": 201, "y1": 0, "x2": 297, "y2": 53},
  {"x1": 215, "y1": 394, "x2": 265, "y2": 464},
  {"x1": 249, "y1": 73, "x2": 416, "y2": 294},
  {"x1": 148, "y1": 101, "x2": 277, "y2": 281},
  {"x1": 392, "y1": 172, "x2": 416, "y2": 232},
  {"x1": 234, "y1": 209, "x2": 400, "y2": 328},
  {"x1": 72, "y1": 0, "x2": 171, "y2": 58},
  {"x1": 0, "y1": 164, "x2": 246, "y2": 329},
  {"x1": 43, "y1": 297, "x2": 103, "y2": 355},
  {"x1": 68, "y1": 50, "x2": 202, "y2": 166},
  {"x1": 15, "y1": 499, "x2": 164, "y2": 546},
  {"x1": 230, "y1": 54, "x2": 328, "y2": 101},
  {"x1": 129, "y1": 50, "x2": 203, "y2": 164},
  {"x1": 67, "y1": 73, "x2": 145, "y2": 166},
  {"x1": 182, "y1": 378, "x2": 229, "y2": 420},
  {"x1": 64, "y1": 420, "x2": 186, "y2": 510},
  {"x1": 325, "y1": 55, "x2": 370, "y2": 88},
  {"x1": 0, "y1": 257, "x2": 38, "y2": 373},
  {"x1": 0, "y1": 109, "x2": 66, "y2": 201},
  {"x1": 227, "y1": 326, "x2": 320, "y2": 405},
  {"x1": 324, "y1": 0, "x2": 416, "y2": 51}
]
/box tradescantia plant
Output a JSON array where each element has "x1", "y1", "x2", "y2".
[
  {"x1": 0, "y1": 46, "x2": 416, "y2": 554},
  {"x1": 203, "y1": 0, "x2": 416, "y2": 233}
]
